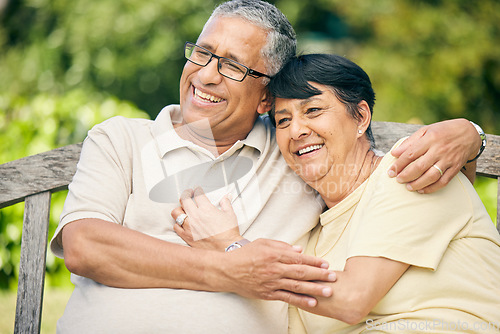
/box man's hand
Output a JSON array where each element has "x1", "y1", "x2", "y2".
[
  {"x1": 171, "y1": 188, "x2": 337, "y2": 308},
  {"x1": 217, "y1": 239, "x2": 336, "y2": 309},
  {"x1": 387, "y1": 119, "x2": 481, "y2": 193},
  {"x1": 172, "y1": 188, "x2": 241, "y2": 251},
  {"x1": 61, "y1": 219, "x2": 335, "y2": 303}
]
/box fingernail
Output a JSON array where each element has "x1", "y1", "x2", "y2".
[
  {"x1": 328, "y1": 272, "x2": 336, "y2": 281},
  {"x1": 292, "y1": 245, "x2": 303, "y2": 252},
  {"x1": 308, "y1": 299, "x2": 317, "y2": 307},
  {"x1": 322, "y1": 287, "x2": 332, "y2": 297},
  {"x1": 320, "y1": 262, "x2": 329, "y2": 269},
  {"x1": 417, "y1": 190, "x2": 424, "y2": 194},
  {"x1": 406, "y1": 184, "x2": 413, "y2": 191},
  {"x1": 387, "y1": 169, "x2": 396, "y2": 178}
]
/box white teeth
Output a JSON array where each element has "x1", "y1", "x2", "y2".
[
  {"x1": 194, "y1": 88, "x2": 223, "y2": 103},
  {"x1": 298, "y1": 145, "x2": 323, "y2": 156}
]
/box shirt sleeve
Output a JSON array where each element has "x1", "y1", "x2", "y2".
[
  {"x1": 50, "y1": 117, "x2": 133, "y2": 258},
  {"x1": 346, "y1": 156, "x2": 474, "y2": 271}
]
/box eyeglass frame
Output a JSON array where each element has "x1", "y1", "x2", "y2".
[{"x1": 184, "y1": 42, "x2": 271, "y2": 82}]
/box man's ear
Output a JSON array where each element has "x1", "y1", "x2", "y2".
[
  {"x1": 257, "y1": 91, "x2": 273, "y2": 115},
  {"x1": 357, "y1": 101, "x2": 372, "y2": 136}
]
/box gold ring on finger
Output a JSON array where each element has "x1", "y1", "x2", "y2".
[{"x1": 432, "y1": 164, "x2": 444, "y2": 176}]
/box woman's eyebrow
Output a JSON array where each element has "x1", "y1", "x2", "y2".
[
  {"x1": 274, "y1": 108, "x2": 288, "y2": 115},
  {"x1": 275, "y1": 96, "x2": 321, "y2": 114},
  {"x1": 300, "y1": 96, "x2": 321, "y2": 106}
]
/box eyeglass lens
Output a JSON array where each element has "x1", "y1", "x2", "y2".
[{"x1": 185, "y1": 43, "x2": 249, "y2": 81}]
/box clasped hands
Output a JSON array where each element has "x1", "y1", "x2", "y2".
[{"x1": 171, "y1": 188, "x2": 335, "y2": 308}]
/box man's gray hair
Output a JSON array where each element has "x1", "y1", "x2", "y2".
[{"x1": 206, "y1": 0, "x2": 296, "y2": 77}]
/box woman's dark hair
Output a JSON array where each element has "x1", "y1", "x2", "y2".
[{"x1": 268, "y1": 53, "x2": 376, "y2": 147}]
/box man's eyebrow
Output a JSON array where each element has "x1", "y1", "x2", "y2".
[
  {"x1": 221, "y1": 50, "x2": 244, "y2": 64},
  {"x1": 196, "y1": 41, "x2": 209, "y2": 48},
  {"x1": 226, "y1": 52, "x2": 245, "y2": 64},
  {"x1": 196, "y1": 43, "x2": 244, "y2": 63}
]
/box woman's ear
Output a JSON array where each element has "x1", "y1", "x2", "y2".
[
  {"x1": 257, "y1": 91, "x2": 273, "y2": 115},
  {"x1": 357, "y1": 101, "x2": 372, "y2": 136}
]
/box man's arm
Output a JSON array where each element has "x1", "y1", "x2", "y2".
[
  {"x1": 388, "y1": 119, "x2": 482, "y2": 193},
  {"x1": 61, "y1": 218, "x2": 334, "y2": 308}
]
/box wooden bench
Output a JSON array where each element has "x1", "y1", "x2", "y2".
[{"x1": 0, "y1": 121, "x2": 499, "y2": 333}]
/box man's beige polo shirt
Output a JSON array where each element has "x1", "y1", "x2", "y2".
[{"x1": 50, "y1": 105, "x2": 324, "y2": 334}]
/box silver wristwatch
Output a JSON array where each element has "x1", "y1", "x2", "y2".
[
  {"x1": 225, "y1": 239, "x2": 251, "y2": 252},
  {"x1": 467, "y1": 121, "x2": 487, "y2": 163}
]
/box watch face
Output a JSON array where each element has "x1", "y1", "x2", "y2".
[{"x1": 225, "y1": 243, "x2": 242, "y2": 252}]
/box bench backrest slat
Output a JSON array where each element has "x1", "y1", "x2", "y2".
[
  {"x1": 0, "y1": 121, "x2": 499, "y2": 333},
  {"x1": 371, "y1": 122, "x2": 500, "y2": 178},
  {"x1": 498, "y1": 178, "x2": 500, "y2": 229},
  {"x1": 0, "y1": 143, "x2": 81, "y2": 209},
  {"x1": 13, "y1": 191, "x2": 51, "y2": 334}
]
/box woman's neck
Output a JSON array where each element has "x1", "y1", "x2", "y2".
[{"x1": 317, "y1": 147, "x2": 381, "y2": 208}]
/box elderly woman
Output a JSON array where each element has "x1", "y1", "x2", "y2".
[{"x1": 174, "y1": 54, "x2": 500, "y2": 333}]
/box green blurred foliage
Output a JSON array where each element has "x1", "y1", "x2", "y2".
[
  {"x1": 0, "y1": 0, "x2": 499, "y2": 289},
  {"x1": 0, "y1": 0, "x2": 216, "y2": 117},
  {"x1": 286, "y1": 0, "x2": 500, "y2": 131},
  {"x1": 0, "y1": 91, "x2": 148, "y2": 289},
  {"x1": 1, "y1": 0, "x2": 499, "y2": 125}
]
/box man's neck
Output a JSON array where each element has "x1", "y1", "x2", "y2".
[{"x1": 174, "y1": 123, "x2": 239, "y2": 157}]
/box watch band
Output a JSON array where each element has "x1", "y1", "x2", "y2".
[
  {"x1": 467, "y1": 121, "x2": 487, "y2": 163},
  {"x1": 225, "y1": 238, "x2": 251, "y2": 252}
]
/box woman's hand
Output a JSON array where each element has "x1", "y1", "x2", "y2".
[{"x1": 171, "y1": 187, "x2": 242, "y2": 251}]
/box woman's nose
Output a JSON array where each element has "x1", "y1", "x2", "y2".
[{"x1": 289, "y1": 118, "x2": 311, "y2": 140}]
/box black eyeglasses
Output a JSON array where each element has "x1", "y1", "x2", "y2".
[{"x1": 184, "y1": 42, "x2": 271, "y2": 82}]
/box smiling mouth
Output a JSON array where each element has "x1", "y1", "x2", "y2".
[
  {"x1": 194, "y1": 87, "x2": 225, "y2": 103},
  {"x1": 296, "y1": 144, "x2": 324, "y2": 156}
]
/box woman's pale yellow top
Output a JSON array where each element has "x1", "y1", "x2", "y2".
[{"x1": 290, "y1": 143, "x2": 500, "y2": 334}]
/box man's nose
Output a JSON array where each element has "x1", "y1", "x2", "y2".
[{"x1": 198, "y1": 58, "x2": 223, "y2": 85}]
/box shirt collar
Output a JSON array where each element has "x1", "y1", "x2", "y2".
[
  {"x1": 240, "y1": 115, "x2": 267, "y2": 154},
  {"x1": 150, "y1": 105, "x2": 268, "y2": 159}
]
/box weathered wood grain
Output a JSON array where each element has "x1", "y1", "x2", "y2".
[
  {"x1": 371, "y1": 121, "x2": 500, "y2": 178},
  {"x1": 14, "y1": 191, "x2": 51, "y2": 334},
  {"x1": 0, "y1": 121, "x2": 498, "y2": 333},
  {"x1": 0, "y1": 143, "x2": 82, "y2": 209},
  {"x1": 477, "y1": 133, "x2": 500, "y2": 179},
  {"x1": 0, "y1": 122, "x2": 499, "y2": 207},
  {"x1": 372, "y1": 121, "x2": 423, "y2": 152},
  {"x1": 498, "y1": 178, "x2": 500, "y2": 232}
]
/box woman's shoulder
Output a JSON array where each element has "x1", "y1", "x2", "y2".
[{"x1": 367, "y1": 141, "x2": 473, "y2": 216}]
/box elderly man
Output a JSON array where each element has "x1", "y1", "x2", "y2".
[{"x1": 50, "y1": 0, "x2": 483, "y2": 333}]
